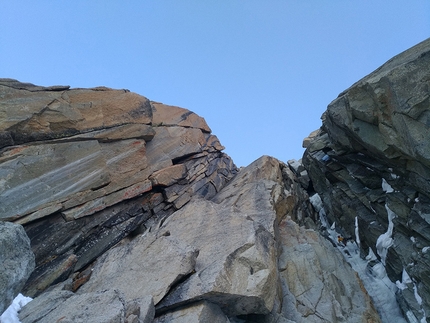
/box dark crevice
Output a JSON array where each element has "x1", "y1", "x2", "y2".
[
  {"x1": 172, "y1": 152, "x2": 198, "y2": 165},
  {"x1": 154, "y1": 271, "x2": 197, "y2": 317}
]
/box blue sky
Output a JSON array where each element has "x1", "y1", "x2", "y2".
[{"x1": 1, "y1": 1, "x2": 429, "y2": 167}]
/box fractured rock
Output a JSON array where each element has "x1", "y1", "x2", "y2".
[
  {"x1": 154, "y1": 301, "x2": 230, "y2": 323},
  {"x1": 79, "y1": 232, "x2": 199, "y2": 304},
  {"x1": 303, "y1": 38, "x2": 430, "y2": 321}
]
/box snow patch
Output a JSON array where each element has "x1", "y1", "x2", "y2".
[
  {"x1": 319, "y1": 210, "x2": 407, "y2": 323},
  {"x1": 0, "y1": 294, "x2": 32, "y2": 323},
  {"x1": 375, "y1": 204, "x2": 396, "y2": 265},
  {"x1": 382, "y1": 178, "x2": 394, "y2": 193},
  {"x1": 413, "y1": 284, "x2": 423, "y2": 305},
  {"x1": 321, "y1": 154, "x2": 330, "y2": 162},
  {"x1": 422, "y1": 246, "x2": 430, "y2": 253},
  {"x1": 396, "y1": 268, "x2": 412, "y2": 290},
  {"x1": 355, "y1": 216, "x2": 360, "y2": 247},
  {"x1": 309, "y1": 193, "x2": 323, "y2": 212}
]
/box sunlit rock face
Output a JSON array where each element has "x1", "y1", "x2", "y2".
[
  {"x1": 0, "y1": 79, "x2": 238, "y2": 299},
  {"x1": 303, "y1": 38, "x2": 430, "y2": 322}
]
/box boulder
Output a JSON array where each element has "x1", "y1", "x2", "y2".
[
  {"x1": 0, "y1": 221, "x2": 35, "y2": 315},
  {"x1": 303, "y1": 38, "x2": 430, "y2": 322}
]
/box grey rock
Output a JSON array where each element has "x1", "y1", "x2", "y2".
[
  {"x1": 125, "y1": 296, "x2": 155, "y2": 323},
  {"x1": 278, "y1": 217, "x2": 381, "y2": 323},
  {"x1": 303, "y1": 38, "x2": 430, "y2": 320},
  {"x1": 154, "y1": 301, "x2": 230, "y2": 323},
  {"x1": 79, "y1": 232, "x2": 199, "y2": 304},
  {"x1": 20, "y1": 289, "x2": 126, "y2": 323},
  {"x1": 0, "y1": 221, "x2": 35, "y2": 315}
]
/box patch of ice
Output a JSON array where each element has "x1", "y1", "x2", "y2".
[
  {"x1": 375, "y1": 204, "x2": 395, "y2": 265},
  {"x1": 382, "y1": 178, "x2": 394, "y2": 193},
  {"x1": 422, "y1": 246, "x2": 430, "y2": 253},
  {"x1": 0, "y1": 294, "x2": 32, "y2": 323},
  {"x1": 413, "y1": 285, "x2": 423, "y2": 305},
  {"x1": 309, "y1": 193, "x2": 323, "y2": 212},
  {"x1": 319, "y1": 211, "x2": 407, "y2": 323},
  {"x1": 396, "y1": 268, "x2": 412, "y2": 290},
  {"x1": 355, "y1": 216, "x2": 360, "y2": 247},
  {"x1": 390, "y1": 173, "x2": 399, "y2": 179},
  {"x1": 321, "y1": 154, "x2": 330, "y2": 162},
  {"x1": 406, "y1": 311, "x2": 420, "y2": 323},
  {"x1": 366, "y1": 247, "x2": 378, "y2": 261},
  {"x1": 410, "y1": 236, "x2": 416, "y2": 243}
]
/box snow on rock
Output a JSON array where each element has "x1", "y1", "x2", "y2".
[
  {"x1": 375, "y1": 204, "x2": 396, "y2": 265},
  {"x1": 317, "y1": 206, "x2": 406, "y2": 323},
  {"x1": 355, "y1": 216, "x2": 360, "y2": 247},
  {"x1": 382, "y1": 178, "x2": 394, "y2": 193},
  {"x1": 0, "y1": 294, "x2": 32, "y2": 323}
]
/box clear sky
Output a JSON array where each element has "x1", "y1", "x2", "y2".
[{"x1": 1, "y1": 1, "x2": 429, "y2": 167}]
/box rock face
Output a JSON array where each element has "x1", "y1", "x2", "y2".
[
  {"x1": 1, "y1": 76, "x2": 394, "y2": 322},
  {"x1": 0, "y1": 78, "x2": 238, "y2": 300},
  {"x1": 303, "y1": 38, "x2": 430, "y2": 322},
  {"x1": 0, "y1": 222, "x2": 35, "y2": 315}
]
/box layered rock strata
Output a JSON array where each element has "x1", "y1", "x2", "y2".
[
  {"x1": 0, "y1": 79, "x2": 238, "y2": 298},
  {"x1": 303, "y1": 38, "x2": 430, "y2": 322}
]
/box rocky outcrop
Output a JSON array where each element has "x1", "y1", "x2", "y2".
[
  {"x1": 303, "y1": 38, "x2": 430, "y2": 322},
  {"x1": 0, "y1": 78, "x2": 238, "y2": 299},
  {"x1": 2, "y1": 78, "x2": 385, "y2": 322},
  {"x1": 0, "y1": 222, "x2": 35, "y2": 315},
  {"x1": 20, "y1": 156, "x2": 381, "y2": 322}
]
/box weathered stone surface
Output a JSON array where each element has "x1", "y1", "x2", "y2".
[
  {"x1": 150, "y1": 164, "x2": 187, "y2": 187},
  {"x1": 0, "y1": 79, "x2": 237, "y2": 300},
  {"x1": 0, "y1": 79, "x2": 152, "y2": 146},
  {"x1": 20, "y1": 289, "x2": 126, "y2": 323},
  {"x1": 278, "y1": 217, "x2": 381, "y2": 323},
  {"x1": 155, "y1": 157, "x2": 283, "y2": 317},
  {"x1": 0, "y1": 221, "x2": 35, "y2": 315},
  {"x1": 154, "y1": 301, "x2": 230, "y2": 323},
  {"x1": 151, "y1": 101, "x2": 211, "y2": 132},
  {"x1": 79, "y1": 232, "x2": 199, "y2": 304},
  {"x1": 303, "y1": 38, "x2": 430, "y2": 321},
  {"x1": 0, "y1": 141, "x2": 110, "y2": 221},
  {"x1": 125, "y1": 296, "x2": 155, "y2": 323}
]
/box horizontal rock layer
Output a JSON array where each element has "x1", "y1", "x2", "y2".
[
  {"x1": 0, "y1": 79, "x2": 238, "y2": 298},
  {"x1": 303, "y1": 38, "x2": 430, "y2": 322}
]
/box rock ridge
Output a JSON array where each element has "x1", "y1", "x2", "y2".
[{"x1": 303, "y1": 38, "x2": 430, "y2": 322}]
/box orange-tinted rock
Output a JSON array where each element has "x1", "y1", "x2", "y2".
[{"x1": 151, "y1": 102, "x2": 211, "y2": 132}]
